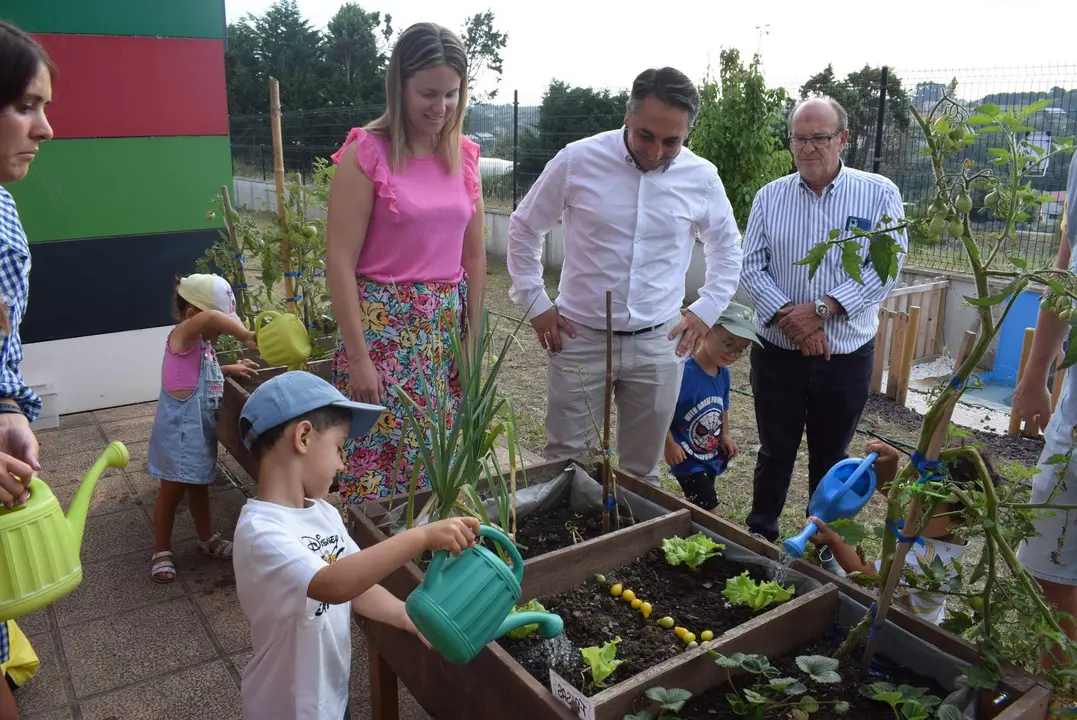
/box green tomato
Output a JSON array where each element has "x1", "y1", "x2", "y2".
[
  {"x1": 947, "y1": 218, "x2": 964, "y2": 238},
  {"x1": 928, "y1": 214, "x2": 946, "y2": 237},
  {"x1": 984, "y1": 191, "x2": 1000, "y2": 210},
  {"x1": 956, "y1": 193, "x2": 973, "y2": 214},
  {"x1": 949, "y1": 124, "x2": 968, "y2": 142}
]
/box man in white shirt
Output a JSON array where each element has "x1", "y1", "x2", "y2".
[
  {"x1": 506, "y1": 66, "x2": 743, "y2": 482},
  {"x1": 740, "y1": 96, "x2": 907, "y2": 556}
]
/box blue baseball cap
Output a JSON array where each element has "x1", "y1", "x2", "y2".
[{"x1": 239, "y1": 371, "x2": 386, "y2": 450}]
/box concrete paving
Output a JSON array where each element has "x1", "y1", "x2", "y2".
[{"x1": 15, "y1": 402, "x2": 544, "y2": 719}]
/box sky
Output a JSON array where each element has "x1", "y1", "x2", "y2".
[{"x1": 224, "y1": 0, "x2": 1077, "y2": 105}]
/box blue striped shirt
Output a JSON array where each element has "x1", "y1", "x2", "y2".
[
  {"x1": 0, "y1": 189, "x2": 40, "y2": 421},
  {"x1": 740, "y1": 164, "x2": 908, "y2": 354}
]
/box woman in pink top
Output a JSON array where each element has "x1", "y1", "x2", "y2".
[{"x1": 326, "y1": 22, "x2": 486, "y2": 507}]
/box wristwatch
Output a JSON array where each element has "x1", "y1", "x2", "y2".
[{"x1": 814, "y1": 298, "x2": 830, "y2": 319}]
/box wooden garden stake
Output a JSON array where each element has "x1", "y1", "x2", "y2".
[
  {"x1": 269, "y1": 77, "x2": 297, "y2": 315},
  {"x1": 602, "y1": 290, "x2": 616, "y2": 533},
  {"x1": 220, "y1": 185, "x2": 252, "y2": 326},
  {"x1": 896, "y1": 305, "x2": 921, "y2": 406},
  {"x1": 861, "y1": 412, "x2": 951, "y2": 672},
  {"x1": 1008, "y1": 327, "x2": 1036, "y2": 437}
]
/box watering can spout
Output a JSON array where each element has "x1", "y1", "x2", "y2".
[
  {"x1": 497, "y1": 611, "x2": 564, "y2": 640},
  {"x1": 67, "y1": 442, "x2": 129, "y2": 551}
]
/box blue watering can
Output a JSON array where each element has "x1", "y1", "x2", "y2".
[
  {"x1": 405, "y1": 524, "x2": 564, "y2": 665},
  {"x1": 781, "y1": 452, "x2": 879, "y2": 558}
]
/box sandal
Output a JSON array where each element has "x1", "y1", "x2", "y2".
[
  {"x1": 198, "y1": 531, "x2": 234, "y2": 560},
  {"x1": 151, "y1": 551, "x2": 176, "y2": 584}
]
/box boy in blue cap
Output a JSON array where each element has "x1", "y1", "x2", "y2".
[
  {"x1": 232, "y1": 371, "x2": 479, "y2": 720},
  {"x1": 664, "y1": 302, "x2": 760, "y2": 511}
]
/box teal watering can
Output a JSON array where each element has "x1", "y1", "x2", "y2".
[
  {"x1": 782, "y1": 452, "x2": 879, "y2": 559},
  {"x1": 405, "y1": 524, "x2": 564, "y2": 665}
]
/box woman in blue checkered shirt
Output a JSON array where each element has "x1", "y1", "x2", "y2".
[{"x1": 0, "y1": 20, "x2": 56, "y2": 714}]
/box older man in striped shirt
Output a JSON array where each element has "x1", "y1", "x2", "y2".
[{"x1": 740, "y1": 96, "x2": 907, "y2": 555}]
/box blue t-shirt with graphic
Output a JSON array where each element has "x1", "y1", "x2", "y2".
[{"x1": 669, "y1": 359, "x2": 731, "y2": 478}]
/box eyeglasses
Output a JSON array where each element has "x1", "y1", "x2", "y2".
[
  {"x1": 719, "y1": 338, "x2": 750, "y2": 357},
  {"x1": 788, "y1": 131, "x2": 842, "y2": 150}
]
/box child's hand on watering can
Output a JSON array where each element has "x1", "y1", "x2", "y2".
[
  {"x1": 865, "y1": 438, "x2": 900, "y2": 479},
  {"x1": 805, "y1": 516, "x2": 840, "y2": 546},
  {"x1": 393, "y1": 603, "x2": 433, "y2": 649},
  {"x1": 422, "y1": 517, "x2": 480, "y2": 556},
  {"x1": 0, "y1": 451, "x2": 34, "y2": 509},
  {"x1": 243, "y1": 329, "x2": 259, "y2": 352}
]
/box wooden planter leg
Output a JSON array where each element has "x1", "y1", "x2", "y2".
[
  {"x1": 369, "y1": 644, "x2": 400, "y2": 720},
  {"x1": 1008, "y1": 328, "x2": 1036, "y2": 437}
]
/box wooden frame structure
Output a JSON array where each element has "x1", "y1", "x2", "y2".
[{"x1": 871, "y1": 278, "x2": 949, "y2": 404}]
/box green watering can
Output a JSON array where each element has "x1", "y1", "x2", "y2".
[
  {"x1": 405, "y1": 524, "x2": 564, "y2": 665},
  {"x1": 254, "y1": 310, "x2": 311, "y2": 370},
  {"x1": 0, "y1": 441, "x2": 129, "y2": 621}
]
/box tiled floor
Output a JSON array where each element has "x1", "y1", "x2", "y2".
[{"x1": 15, "y1": 402, "x2": 540, "y2": 719}]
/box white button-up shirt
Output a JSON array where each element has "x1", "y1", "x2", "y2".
[
  {"x1": 741, "y1": 164, "x2": 908, "y2": 354},
  {"x1": 506, "y1": 129, "x2": 743, "y2": 332}
]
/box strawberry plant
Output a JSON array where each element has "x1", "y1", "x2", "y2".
[
  {"x1": 721, "y1": 571, "x2": 796, "y2": 612},
  {"x1": 797, "y1": 80, "x2": 1077, "y2": 690},
  {"x1": 624, "y1": 686, "x2": 693, "y2": 720},
  {"x1": 861, "y1": 682, "x2": 963, "y2": 720},
  {"x1": 711, "y1": 652, "x2": 849, "y2": 719},
  {"x1": 661, "y1": 533, "x2": 725, "y2": 569}
]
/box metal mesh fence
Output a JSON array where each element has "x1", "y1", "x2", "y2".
[{"x1": 229, "y1": 64, "x2": 1076, "y2": 273}]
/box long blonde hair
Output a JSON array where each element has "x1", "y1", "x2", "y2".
[{"x1": 366, "y1": 22, "x2": 469, "y2": 174}]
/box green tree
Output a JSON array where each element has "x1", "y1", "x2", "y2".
[
  {"x1": 461, "y1": 10, "x2": 508, "y2": 103},
  {"x1": 515, "y1": 80, "x2": 628, "y2": 183},
  {"x1": 688, "y1": 49, "x2": 792, "y2": 229},
  {"x1": 799, "y1": 64, "x2": 911, "y2": 170},
  {"x1": 251, "y1": 0, "x2": 326, "y2": 112},
  {"x1": 324, "y1": 3, "x2": 392, "y2": 108},
  {"x1": 224, "y1": 21, "x2": 264, "y2": 116}
]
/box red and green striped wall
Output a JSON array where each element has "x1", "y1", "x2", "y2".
[{"x1": 1, "y1": 0, "x2": 232, "y2": 344}]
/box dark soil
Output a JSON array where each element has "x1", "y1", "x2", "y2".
[
  {"x1": 679, "y1": 633, "x2": 953, "y2": 720},
  {"x1": 499, "y1": 546, "x2": 790, "y2": 696},
  {"x1": 862, "y1": 395, "x2": 1044, "y2": 467},
  {"x1": 512, "y1": 496, "x2": 634, "y2": 560}
]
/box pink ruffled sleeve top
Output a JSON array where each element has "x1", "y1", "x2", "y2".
[{"x1": 331, "y1": 127, "x2": 481, "y2": 285}]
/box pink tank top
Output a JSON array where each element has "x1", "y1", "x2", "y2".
[
  {"x1": 162, "y1": 331, "x2": 202, "y2": 393},
  {"x1": 330, "y1": 128, "x2": 481, "y2": 284}
]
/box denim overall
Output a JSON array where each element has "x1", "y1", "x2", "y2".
[{"x1": 147, "y1": 337, "x2": 225, "y2": 484}]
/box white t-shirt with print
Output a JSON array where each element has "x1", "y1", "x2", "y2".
[
  {"x1": 873, "y1": 537, "x2": 966, "y2": 626},
  {"x1": 234, "y1": 497, "x2": 360, "y2": 719}
]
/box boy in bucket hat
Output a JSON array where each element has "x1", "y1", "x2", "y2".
[
  {"x1": 664, "y1": 302, "x2": 761, "y2": 511},
  {"x1": 232, "y1": 371, "x2": 480, "y2": 720}
]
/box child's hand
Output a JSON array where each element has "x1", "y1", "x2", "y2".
[
  {"x1": 223, "y1": 359, "x2": 258, "y2": 380},
  {"x1": 393, "y1": 602, "x2": 432, "y2": 649},
  {"x1": 806, "y1": 516, "x2": 839, "y2": 546},
  {"x1": 242, "y1": 329, "x2": 259, "y2": 352},
  {"x1": 719, "y1": 435, "x2": 738, "y2": 459},
  {"x1": 866, "y1": 438, "x2": 900, "y2": 475},
  {"x1": 664, "y1": 442, "x2": 686, "y2": 466},
  {"x1": 421, "y1": 517, "x2": 480, "y2": 556}
]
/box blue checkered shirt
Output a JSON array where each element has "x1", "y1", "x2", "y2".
[{"x1": 0, "y1": 189, "x2": 40, "y2": 421}]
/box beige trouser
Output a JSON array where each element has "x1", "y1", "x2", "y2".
[{"x1": 544, "y1": 316, "x2": 684, "y2": 482}]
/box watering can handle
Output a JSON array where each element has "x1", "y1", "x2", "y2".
[
  {"x1": 478, "y1": 525, "x2": 525, "y2": 585},
  {"x1": 254, "y1": 310, "x2": 280, "y2": 332},
  {"x1": 423, "y1": 524, "x2": 525, "y2": 593},
  {"x1": 829, "y1": 452, "x2": 880, "y2": 504}
]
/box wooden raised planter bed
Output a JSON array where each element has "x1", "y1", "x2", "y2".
[
  {"x1": 217, "y1": 360, "x2": 333, "y2": 480},
  {"x1": 347, "y1": 460, "x2": 826, "y2": 720},
  {"x1": 609, "y1": 467, "x2": 1053, "y2": 719}
]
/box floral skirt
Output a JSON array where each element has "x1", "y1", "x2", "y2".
[{"x1": 332, "y1": 277, "x2": 466, "y2": 507}]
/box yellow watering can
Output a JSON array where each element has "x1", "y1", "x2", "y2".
[
  {"x1": 0, "y1": 441, "x2": 129, "y2": 621},
  {"x1": 254, "y1": 311, "x2": 312, "y2": 370}
]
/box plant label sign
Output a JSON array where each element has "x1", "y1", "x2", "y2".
[{"x1": 549, "y1": 669, "x2": 595, "y2": 720}]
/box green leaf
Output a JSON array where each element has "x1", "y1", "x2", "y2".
[
  {"x1": 644, "y1": 687, "x2": 692, "y2": 712},
  {"x1": 714, "y1": 652, "x2": 747, "y2": 669},
  {"x1": 825, "y1": 518, "x2": 869, "y2": 546},
  {"x1": 743, "y1": 689, "x2": 767, "y2": 704},
  {"x1": 828, "y1": 228, "x2": 842, "y2": 240},
  {"x1": 580, "y1": 637, "x2": 624, "y2": 686},
  {"x1": 722, "y1": 571, "x2": 796, "y2": 612},
  {"x1": 957, "y1": 664, "x2": 1000, "y2": 691},
  {"x1": 966, "y1": 113, "x2": 997, "y2": 125},
  {"x1": 797, "y1": 696, "x2": 820, "y2": 713},
  {"x1": 661, "y1": 533, "x2": 724, "y2": 569},
  {"x1": 506, "y1": 599, "x2": 548, "y2": 640},
  {"x1": 974, "y1": 103, "x2": 1001, "y2": 117},
  {"x1": 770, "y1": 677, "x2": 807, "y2": 696},
  {"x1": 901, "y1": 699, "x2": 930, "y2": 720},
  {"x1": 834, "y1": 700, "x2": 850, "y2": 714},
  {"x1": 1010, "y1": 255, "x2": 1028, "y2": 269},
  {"x1": 623, "y1": 712, "x2": 654, "y2": 720},
  {"x1": 794, "y1": 242, "x2": 831, "y2": 281},
  {"x1": 868, "y1": 235, "x2": 901, "y2": 282},
  {"x1": 841, "y1": 241, "x2": 864, "y2": 284},
  {"x1": 1061, "y1": 325, "x2": 1077, "y2": 371},
  {"x1": 795, "y1": 655, "x2": 841, "y2": 684}
]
